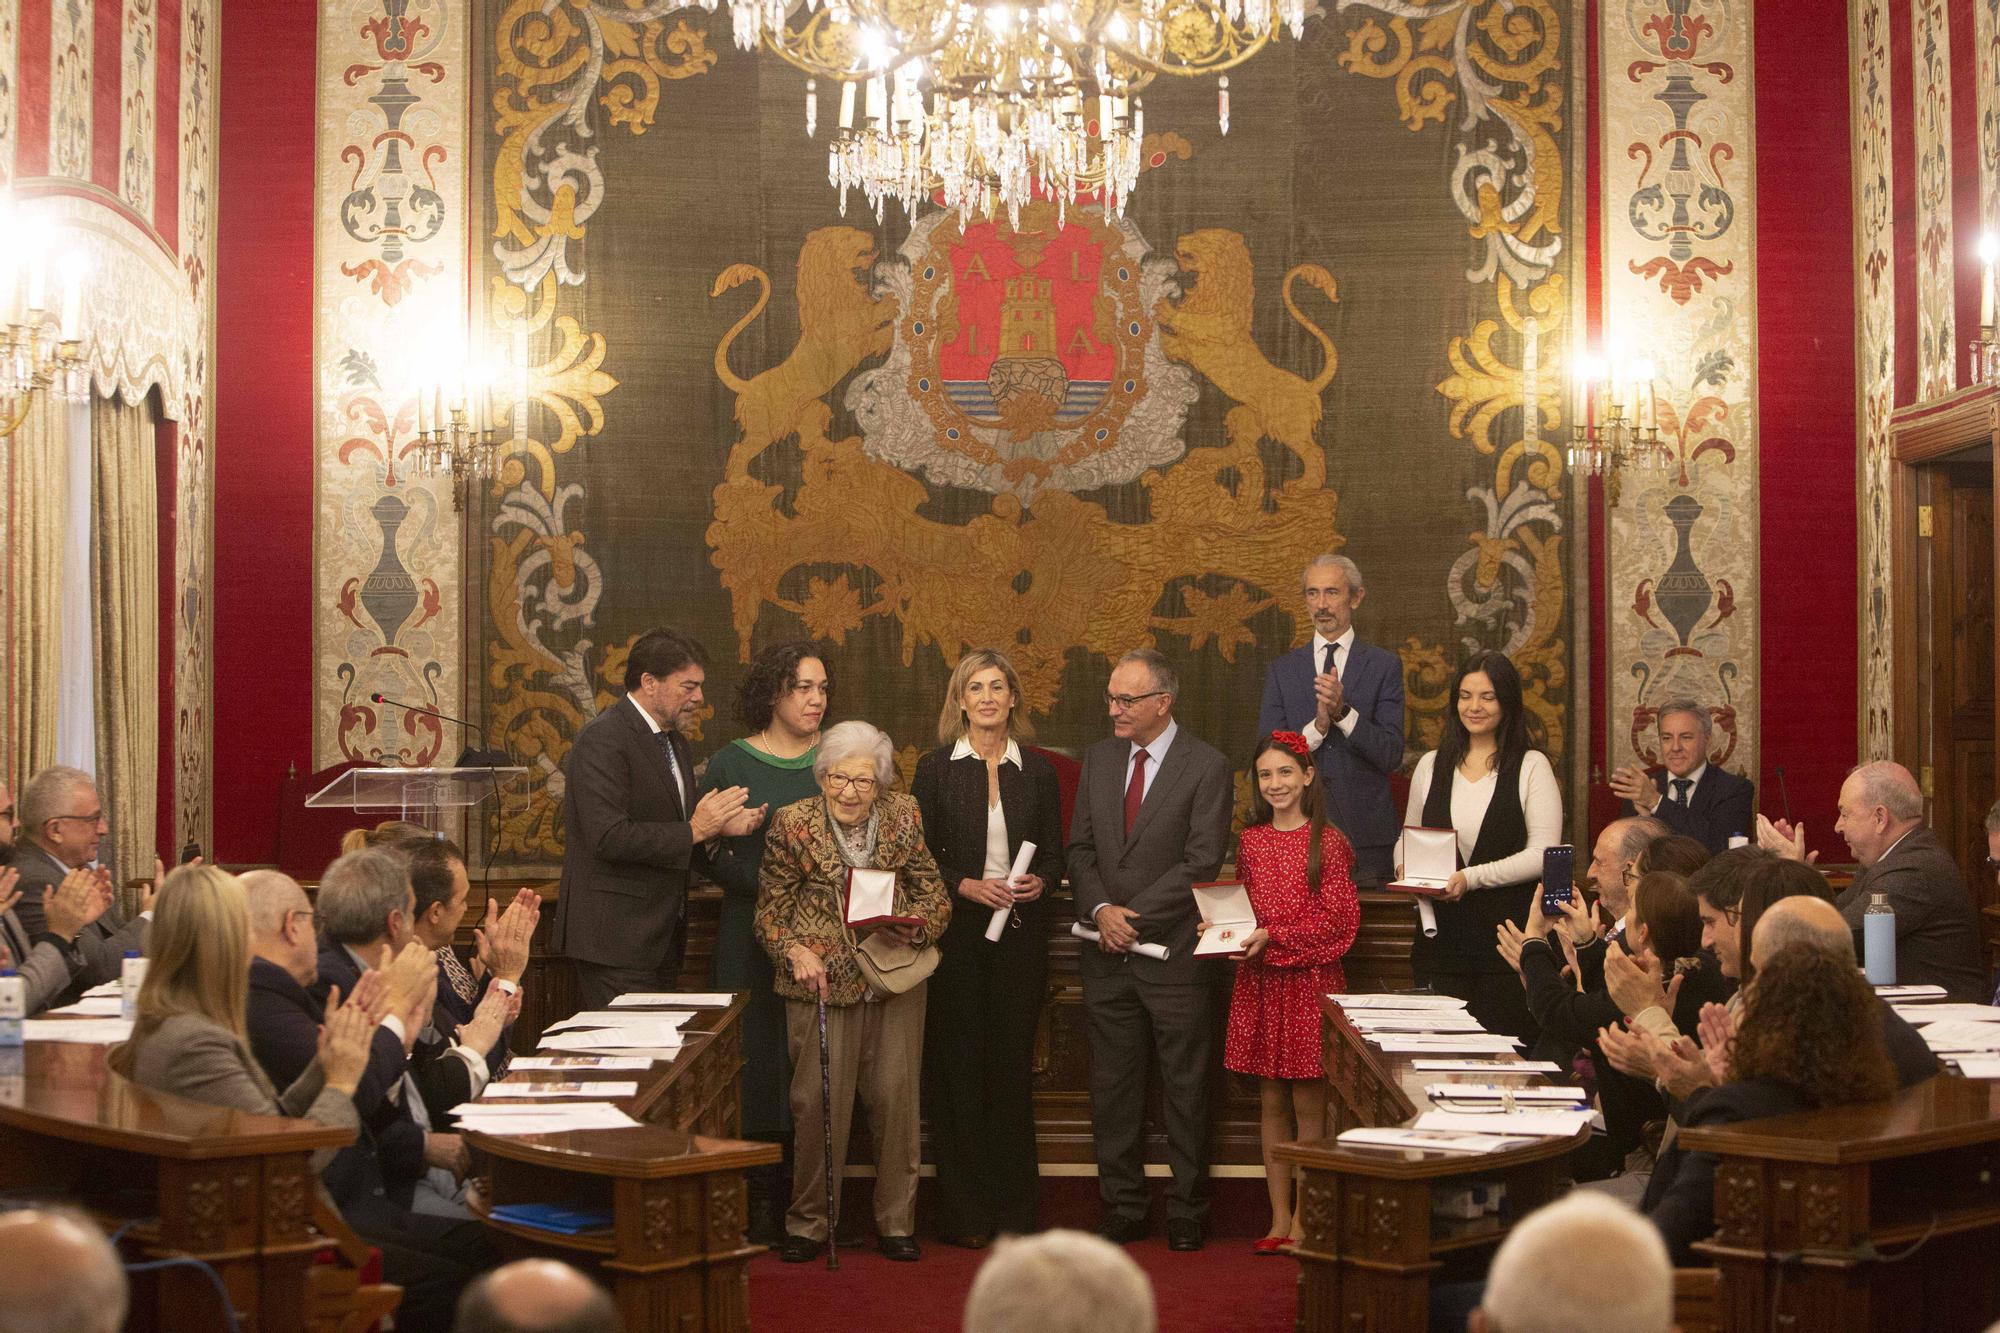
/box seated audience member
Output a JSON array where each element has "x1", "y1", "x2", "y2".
[
  {"x1": 1760, "y1": 760, "x2": 1986, "y2": 1002},
  {"x1": 395, "y1": 834, "x2": 537, "y2": 1066},
  {"x1": 8, "y1": 766, "x2": 148, "y2": 1001},
  {"x1": 962, "y1": 1229, "x2": 1156, "y2": 1333},
  {"x1": 1472, "y1": 1192, "x2": 1671, "y2": 1333},
  {"x1": 343, "y1": 818, "x2": 430, "y2": 856},
  {"x1": 1643, "y1": 937, "x2": 1898, "y2": 1264},
  {"x1": 1582, "y1": 815, "x2": 1671, "y2": 942},
  {"x1": 1609, "y1": 699, "x2": 1755, "y2": 855},
  {"x1": 0, "y1": 782, "x2": 117, "y2": 1013},
  {"x1": 0, "y1": 1206, "x2": 130, "y2": 1333},
  {"x1": 456, "y1": 1259, "x2": 623, "y2": 1333},
  {"x1": 317, "y1": 848, "x2": 511, "y2": 1116},
  {"x1": 239, "y1": 870, "x2": 498, "y2": 1329},
  {"x1": 1636, "y1": 832, "x2": 1710, "y2": 878}
]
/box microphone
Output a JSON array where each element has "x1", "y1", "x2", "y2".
[
  {"x1": 1775, "y1": 765, "x2": 1793, "y2": 827},
  {"x1": 370, "y1": 692, "x2": 511, "y2": 767}
]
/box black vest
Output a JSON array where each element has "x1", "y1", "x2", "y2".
[{"x1": 1417, "y1": 749, "x2": 1535, "y2": 971}]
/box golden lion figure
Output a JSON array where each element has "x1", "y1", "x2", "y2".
[
  {"x1": 1154, "y1": 229, "x2": 1339, "y2": 493},
  {"x1": 711, "y1": 227, "x2": 899, "y2": 475}
]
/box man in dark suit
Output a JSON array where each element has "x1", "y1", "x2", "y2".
[
  {"x1": 551, "y1": 627, "x2": 765, "y2": 1010},
  {"x1": 1819, "y1": 762, "x2": 1987, "y2": 1002},
  {"x1": 0, "y1": 779, "x2": 109, "y2": 1014},
  {"x1": 1256, "y1": 555, "x2": 1405, "y2": 885},
  {"x1": 1609, "y1": 699, "x2": 1754, "y2": 856},
  {"x1": 9, "y1": 766, "x2": 148, "y2": 1004},
  {"x1": 1068, "y1": 648, "x2": 1233, "y2": 1252},
  {"x1": 239, "y1": 868, "x2": 494, "y2": 1327}
]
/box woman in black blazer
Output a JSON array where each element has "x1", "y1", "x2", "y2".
[{"x1": 912, "y1": 648, "x2": 1065, "y2": 1247}]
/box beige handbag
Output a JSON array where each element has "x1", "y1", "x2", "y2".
[{"x1": 841, "y1": 868, "x2": 939, "y2": 996}]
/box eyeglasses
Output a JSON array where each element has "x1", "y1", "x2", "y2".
[
  {"x1": 1105, "y1": 690, "x2": 1167, "y2": 710},
  {"x1": 1720, "y1": 906, "x2": 1742, "y2": 927},
  {"x1": 52, "y1": 810, "x2": 107, "y2": 828},
  {"x1": 287, "y1": 909, "x2": 321, "y2": 930},
  {"x1": 823, "y1": 774, "x2": 878, "y2": 793}
]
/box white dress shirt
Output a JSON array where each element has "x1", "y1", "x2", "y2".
[
  {"x1": 952, "y1": 736, "x2": 1023, "y2": 878},
  {"x1": 1299, "y1": 627, "x2": 1363, "y2": 750}
]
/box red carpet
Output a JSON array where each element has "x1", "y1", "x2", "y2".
[{"x1": 747, "y1": 1232, "x2": 1299, "y2": 1332}]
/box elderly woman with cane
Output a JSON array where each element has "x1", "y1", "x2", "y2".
[{"x1": 756, "y1": 720, "x2": 951, "y2": 1265}]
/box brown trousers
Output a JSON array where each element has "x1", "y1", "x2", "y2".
[{"x1": 783, "y1": 984, "x2": 927, "y2": 1241}]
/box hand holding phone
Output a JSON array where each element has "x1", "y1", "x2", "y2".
[{"x1": 1540, "y1": 845, "x2": 1575, "y2": 917}]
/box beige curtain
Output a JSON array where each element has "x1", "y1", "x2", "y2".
[
  {"x1": 4, "y1": 399, "x2": 66, "y2": 788},
  {"x1": 91, "y1": 394, "x2": 158, "y2": 894}
]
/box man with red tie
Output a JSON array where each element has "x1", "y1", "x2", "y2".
[
  {"x1": 551, "y1": 628, "x2": 767, "y2": 1009},
  {"x1": 1067, "y1": 649, "x2": 1233, "y2": 1252}
]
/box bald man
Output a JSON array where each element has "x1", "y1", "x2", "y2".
[
  {"x1": 1826, "y1": 762, "x2": 1986, "y2": 1001},
  {"x1": 455, "y1": 1259, "x2": 621, "y2": 1333},
  {"x1": 1474, "y1": 1193, "x2": 1670, "y2": 1333},
  {"x1": 1749, "y1": 896, "x2": 1938, "y2": 1088},
  {"x1": 0, "y1": 1207, "x2": 128, "y2": 1333}
]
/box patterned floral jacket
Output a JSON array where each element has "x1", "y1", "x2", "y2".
[{"x1": 754, "y1": 791, "x2": 951, "y2": 1006}]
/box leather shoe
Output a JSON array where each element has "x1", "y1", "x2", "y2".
[
  {"x1": 878, "y1": 1234, "x2": 921, "y2": 1262},
  {"x1": 779, "y1": 1235, "x2": 825, "y2": 1263},
  {"x1": 1096, "y1": 1214, "x2": 1148, "y2": 1244},
  {"x1": 1166, "y1": 1219, "x2": 1204, "y2": 1252}
]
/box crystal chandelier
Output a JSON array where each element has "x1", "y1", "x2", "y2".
[
  {"x1": 0, "y1": 197, "x2": 92, "y2": 439},
  {"x1": 1568, "y1": 352, "x2": 1668, "y2": 505},
  {"x1": 411, "y1": 380, "x2": 500, "y2": 513},
  {"x1": 703, "y1": 0, "x2": 1307, "y2": 222}
]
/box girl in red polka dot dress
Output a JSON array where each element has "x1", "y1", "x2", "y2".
[{"x1": 1210, "y1": 730, "x2": 1361, "y2": 1253}]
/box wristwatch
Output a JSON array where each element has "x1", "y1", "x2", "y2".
[{"x1": 1331, "y1": 704, "x2": 1351, "y2": 725}]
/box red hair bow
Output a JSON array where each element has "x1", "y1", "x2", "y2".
[{"x1": 1269, "y1": 731, "x2": 1311, "y2": 760}]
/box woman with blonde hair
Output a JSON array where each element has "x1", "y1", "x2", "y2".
[
  {"x1": 110, "y1": 865, "x2": 379, "y2": 1154},
  {"x1": 340, "y1": 819, "x2": 429, "y2": 856},
  {"x1": 912, "y1": 648, "x2": 1064, "y2": 1247}
]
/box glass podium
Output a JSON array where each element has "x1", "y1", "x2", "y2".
[{"x1": 304, "y1": 765, "x2": 530, "y2": 831}]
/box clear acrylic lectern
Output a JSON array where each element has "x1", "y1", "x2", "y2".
[{"x1": 304, "y1": 765, "x2": 530, "y2": 831}]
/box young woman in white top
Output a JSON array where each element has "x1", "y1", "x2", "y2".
[{"x1": 1400, "y1": 650, "x2": 1561, "y2": 1042}]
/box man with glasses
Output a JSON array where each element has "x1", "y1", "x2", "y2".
[
  {"x1": 1256, "y1": 555, "x2": 1406, "y2": 886},
  {"x1": 552, "y1": 627, "x2": 769, "y2": 1009},
  {"x1": 9, "y1": 766, "x2": 146, "y2": 1004},
  {"x1": 1586, "y1": 816, "x2": 1670, "y2": 942},
  {"x1": 1068, "y1": 648, "x2": 1232, "y2": 1252},
  {"x1": 0, "y1": 779, "x2": 113, "y2": 1014}
]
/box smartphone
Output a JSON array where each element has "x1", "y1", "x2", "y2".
[
  {"x1": 179, "y1": 840, "x2": 202, "y2": 865},
  {"x1": 1540, "y1": 845, "x2": 1575, "y2": 916}
]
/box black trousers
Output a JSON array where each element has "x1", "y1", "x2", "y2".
[
  {"x1": 571, "y1": 923, "x2": 685, "y2": 1011},
  {"x1": 923, "y1": 925, "x2": 1047, "y2": 1238}
]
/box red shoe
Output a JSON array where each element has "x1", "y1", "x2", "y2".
[{"x1": 1253, "y1": 1236, "x2": 1289, "y2": 1256}]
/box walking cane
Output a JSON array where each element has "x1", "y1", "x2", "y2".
[{"x1": 818, "y1": 989, "x2": 839, "y2": 1271}]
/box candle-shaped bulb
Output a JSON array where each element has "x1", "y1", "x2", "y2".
[
  {"x1": 417, "y1": 387, "x2": 430, "y2": 436},
  {"x1": 1218, "y1": 76, "x2": 1229, "y2": 136},
  {"x1": 806, "y1": 78, "x2": 818, "y2": 138},
  {"x1": 839, "y1": 79, "x2": 857, "y2": 131}
]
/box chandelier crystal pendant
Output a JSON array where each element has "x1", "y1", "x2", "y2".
[
  {"x1": 1568, "y1": 353, "x2": 1668, "y2": 506},
  {"x1": 701, "y1": 0, "x2": 1309, "y2": 222}
]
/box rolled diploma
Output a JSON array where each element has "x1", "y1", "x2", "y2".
[
  {"x1": 1069, "y1": 920, "x2": 1170, "y2": 960},
  {"x1": 1416, "y1": 897, "x2": 1438, "y2": 938},
  {"x1": 986, "y1": 841, "x2": 1038, "y2": 942}
]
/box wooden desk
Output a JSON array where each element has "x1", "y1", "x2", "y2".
[
  {"x1": 0, "y1": 1039, "x2": 364, "y2": 1332},
  {"x1": 1279, "y1": 996, "x2": 1588, "y2": 1333},
  {"x1": 1681, "y1": 1073, "x2": 2000, "y2": 1331},
  {"x1": 465, "y1": 995, "x2": 782, "y2": 1332}
]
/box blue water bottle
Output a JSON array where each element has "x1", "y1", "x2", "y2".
[
  {"x1": 0, "y1": 970, "x2": 22, "y2": 1048},
  {"x1": 1863, "y1": 893, "x2": 1897, "y2": 986}
]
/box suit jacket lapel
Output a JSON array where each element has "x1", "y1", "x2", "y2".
[
  {"x1": 625, "y1": 698, "x2": 687, "y2": 820},
  {"x1": 1124, "y1": 735, "x2": 1193, "y2": 851}
]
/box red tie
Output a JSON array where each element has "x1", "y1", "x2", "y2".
[{"x1": 1124, "y1": 748, "x2": 1149, "y2": 836}]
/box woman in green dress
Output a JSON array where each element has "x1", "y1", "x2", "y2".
[{"x1": 701, "y1": 640, "x2": 829, "y2": 1243}]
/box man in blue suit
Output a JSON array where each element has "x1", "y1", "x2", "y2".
[
  {"x1": 1608, "y1": 698, "x2": 1755, "y2": 856},
  {"x1": 1257, "y1": 555, "x2": 1406, "y2": 885}
]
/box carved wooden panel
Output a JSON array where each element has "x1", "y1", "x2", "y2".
[{"x1": 1712, "y1": 1160, "x2": 1764, "y2": 1248}]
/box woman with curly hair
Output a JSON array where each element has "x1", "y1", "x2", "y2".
[
  {"x1": 1644, "y1": 940, "x2": 1897, "y2": 1263},
  {"x1": 700, "y1": 640, "x2": 831, "y2": 1243}
]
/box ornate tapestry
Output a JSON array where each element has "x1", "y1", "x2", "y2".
[
  {"x1": 1600, "y1": 2, "x2": 1761, "y2": 786},
  {"x1": 1853, "y1": 0, "x2": 1895, "y2": 756},
  {"x1": 472, "y1": 0, "x2": 1582, "y2": 868}
]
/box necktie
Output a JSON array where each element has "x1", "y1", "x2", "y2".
[
  {"x1": 1322, "y1": 641, "x2": 1340, "y2": 678},
  {"x1": 1124, "y1": 749, "x2": 1149, "y2": 837},
  {"x1": 653, "y1": 730, "x2": 689, "y2": 813},
  {"x1": 1671, "y1": 777, "x2": 1693, "y2": 808}
]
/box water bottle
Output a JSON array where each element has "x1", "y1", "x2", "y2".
[
  {"x1": 0, "y1": 1046, "x2": 22, "y2": 1107},
  {"x1": 0, "y1": 971, "x2": 23, "y2": 1048},
  {"x1": 1863, "y1": 893, "x2": 1897, "y2": 986},
  {"x1": 121, "y1": 950, "x2": 147, "y2": 1020},
  {"x1": 1727, "y1": 833, "x2": 1749, "y2": 849}
]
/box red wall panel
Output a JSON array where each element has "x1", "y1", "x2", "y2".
[{"x1": 210, "y1": 0, "x2": 317, "y2": 865}]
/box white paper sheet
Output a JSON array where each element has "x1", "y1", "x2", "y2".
[
  {"x1": 1342, "y1": 1014, "x2": 1489, "y2": 1033},
  {"x1": 1336, "y1": 1127, "x2": 1539, "y2": 1155},
  {"x1": 1412, "y1": 1058, "x2": 1564, "y2": 1074},
  {"x1": 1875, "y1": 984, "x2": 1948, "y2": 1002},
  {"x1": 1330, "y1": 994, "x2": 1469, "y2": 1010},
  {"x1": 481, "y1": 1081, "x2": 640, "y2": 1099},
  {"x1": 1953, "y1": 1056, "x2": 2000, "y2": 1078},
  {"x1": 1413, "y1": 1108, "x2": 1593, "y2": 1137},
  {"x1": 1371, "y1": 1034, "x2": 1522, "y2": 1053},
  {"x1": 453, "y1": 1103, "x2": 642, "y2": 1135},
  {"x1": 509, "y1": 1056, "x2": 658, "y2": 1071},
  {"x1": 1919, "y1": 1019, "x2": 2000, "y2": 1052},
  {"x1": 544, "y1": 1011, "x2": 695, "y2": 1032},
  {"x1": 80, "y1": 982, "x2": 123, "y2": 999},
  {"x1": 1890, "y1": 1003, "x2": 2000, "y2": 1025},
  {"x1": 538, "y1": 1027, "x2": 685, "y2": 1053},
  {"x1": 23, "y1": 1018, "x2": 132, "y2": 1044},
  {"x1": 1424, "y1": 1084, "x2": 1589, "y2": 1104},
  {"x1": 45, "y1": 997, "x2": 124, "y2": 1017},
  {"x1": 608, "y1": 993, "x2": 734, "y2": 1008}
]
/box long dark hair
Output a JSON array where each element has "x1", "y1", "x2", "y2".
[
  {"x1": 1247, "y1": 732, "x2": 1329, "y2": 890},
  {"x1": 1434, "y1": 650, "x2": 1533, "y2": 779}
]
